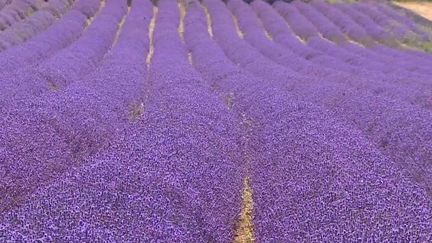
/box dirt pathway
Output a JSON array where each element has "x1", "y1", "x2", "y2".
[{"x1": 394, "y1": 2, "x2": 432, "y2": 21}]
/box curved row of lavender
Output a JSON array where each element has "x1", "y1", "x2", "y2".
[
  {"x1": 0, "y1": 0, "x2": 121, "y2": 103},
  {"x1": 0, "y1": 0, "x2": 43, "y2": 31},
  {"x1": 285, "y1": 1, "x2": 432, "y2": 76},
  {"x1": 1, "y1": 0, "x2": 242, "y2": 241},
  {"x1": 253, "y1": 1, "x2": 432, "y2": 112},
  {"x1": 311, "y1": 1, "x2": 432, "y2": 65},
  {"x1": 202, "y1": 0, "x2": 432, "y2": 241},
  {"x1": 34, "y1": 0, "x2": 127, "y2": 91},
  {"x1": 0, "y1": 0, "x2": 99, "y2": 72},
  {"x1": 0, "y1": 0, "x2": 431, "y2": 241},
  {"x1": 0, "y1": 0, "x2": 74, "y2": 51},
  {"x1": 376, "y1": 2, "x2": 431, "y2": 42},
  {"x1": 0, "y1": 0, "x2": 125, "y2": 213},
  {"x1": 233, "y1": 0, "x2": 432, "y2": 199},
  {"x1": 254, "y1": 0, "x2": 432, "y2": 95}
]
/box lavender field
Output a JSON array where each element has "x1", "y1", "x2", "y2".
[{"x1": 1, "y1": 0, "x2": 432, "y2": 241}]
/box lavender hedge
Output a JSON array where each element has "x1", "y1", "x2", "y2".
[{"x1": 0, "y1": 0, "x2": 431, "y2": 241}]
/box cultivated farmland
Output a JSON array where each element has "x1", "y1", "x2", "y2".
[{"x1": 0, "y1": 0, "x2": 432, "y2": 241}]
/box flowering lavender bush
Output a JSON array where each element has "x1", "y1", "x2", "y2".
[{"x1": 0, "y1": 0, "x2": 431, "y2": 241}]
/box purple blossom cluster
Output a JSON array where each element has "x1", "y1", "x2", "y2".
[{"x1": 1, "y1": 0, "x2": 432, "y2": 242}]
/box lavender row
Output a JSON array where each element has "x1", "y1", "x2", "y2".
[
  {"x1": 0, "y1": 0, "x2": 430, "y2": 241},
  {"x1": 292, "y1": 1, "x2": 410, "y2": 69},
  {"x1": 274, "y1": 1, "x2": 432, "y2": 77},
  {"x1": 251, "y1": 1, "x2": 432, "y2": 92},
  {"x1": 292, "y1": 0, "x2": 347, "y2": 43},
  {"x1": 246, "y1": 0, "x2": 397, "y2": 78},
  {"x1": 352, "y1": 2, "x2": 418, "y2": 42},
  {"x1": 228, "y1": 0, "x2": 345, "y2": 81},
  {"x1": 335, "y1": 2, "x2": 397, "y2": 45},
  {"x1": 42, "y1": 0, "x2": 73, "y2": 17},
  {"x1": 234, "y1": 0, "x2": 424, "y2": 94},
  {"x1": 0, "y1": 0, "x2": 147, "y2": 222},
  {"x1": 0, "y1": 0, "x2": 242, "y2": 241},
  {"x1": 310, "y1": 1, "x2": 432, "y2": 68},
  {"x1": 375, "y1": 2, "x2": 430, "y2": 41},
  {"x1": 0, "y1": 0, "x2": 42, "y2": 31},
  {"x1": 290, "y1": 1, "x2": 432, "y2": 77},
  {"x1": 311, "y1": 0, "x2": 373, "y2": 46},
  {"x1": 226, "y1": 0, "x2": 375, "y2": 83},
  {"x1": 251, "y1": 0, "x2": 415, "y2": 81},
  {"x1": 224, "y1": 0, "x2": 432, "y2": 201},
  {"x1": 131, "y1": 0, "x2": 241, "y2": 240},
  {"x1": 238, "y1": 0, "x2": 432, "y2": 111},
  {"x1": 387, "y1": 1, "x2": 432, "y2": 34},
  {"x1": 194, "y1": 0, "x2": 432, "y2": 241},
  {"x1": 34, "y1": 0, "x2": 127, "y2": 92},
  {"x1": 245, "y1": 1, "x2": 432, "y2": 190},
  {"x1": 145, "y1": 2, "x2": 243, "y2": 239},
  {"x1": 290, "y1": 0, "x2": 399, "y2": 72},
  {"x1": 84, "y1": 0, "x2": 150, "y2": 111},
  {"x1": 0, "y1": 10, "x2": 56, "y2": 51},
  {"x1": 0, "y1": 0, "x2": 99, "y2": 72},
  {"x1": 71, "y1": 0, "x2": 99, "y2": 18},
  {"x1": 0, "y1": 1, "x2": 109, "y2": 103},
  {"x1": 250, "y1": 0, "x2": 363, "y2": 75},
  {"x1": 332, "y1": 2, "x2": 432, "y2": 66},
  {"x1": 264, "y1": 2, "x2": 429, "y2": 82},
  {"x1": 237, "y1": 0, "x2": 430, "y2": 177}
]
